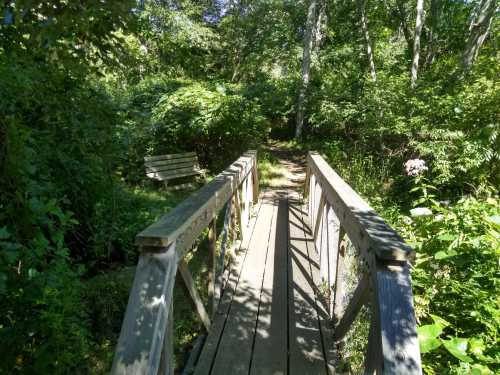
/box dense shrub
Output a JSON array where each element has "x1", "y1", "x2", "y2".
[{"x1": 118, "y1": 78, "x2": 270, "y2": 182}]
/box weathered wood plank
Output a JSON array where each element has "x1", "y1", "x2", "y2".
[
  {"x1": 210, "y1": 191, "x2": 275, "y2": 374},
  {"x1": 208, "y1": 219, "x2": 217, "y2": 316},
  {"x1": 250, "y1": 191, "x2": 287, "y2": 375},
  {"x1": 307, "y1": 152, "x2": 413, "y2": 261},
  {"x1": 158, "y1": 301, "x2": 175, "y2": 375},
  {"x1": 136, "y1": 151, "x2": 256, "y2": 249},
  {"x1": 333, "y1": 228, "x2": 346, "y2": 322},
  {"x1": 364, "y1": 311, "x2": 383, "y2": 375},
  {"x1": 178, "y1": 259, "x2": 211, "y2": 332},
  {"x1": 288, "y1": 193, "x2": 327, "y2": 375},
  {"x1": 146, "y1": 161, "x2": 199, "y2": 173},
  {"x1": 146, "y1": 167, "x2": 201, "y2": 180},
  {"x1": 372, "y1": 261, "x2": 422, "y2": 374},
  {"x1": 145, "y1": 156, "x2": 198, "y2": 168},
  {"x1": 194, "y1": 197, "x2": 263, "y2": 375},
  {"x1": 334, "y1": 272, "x2": 370, "y2": 342},
  {"x1": 297, "y1": 201, "x2": 336, "y2": 374},
  {"x1": 144, "y1": 152, "x2": 197, "y2": 162},
  {"x1": 111, "y1": 243, "x2": 179, "y2": 375}
]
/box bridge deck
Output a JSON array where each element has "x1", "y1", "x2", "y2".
[{"x1": 194, "y1": 189, "x2": 335, "y2": 375}]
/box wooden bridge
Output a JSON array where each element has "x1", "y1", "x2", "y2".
[{"x1": 111, "y1": 151, "x2": 422, "y2": 375}]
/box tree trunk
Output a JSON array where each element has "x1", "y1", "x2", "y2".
[
  {"x1": 462, "y1": 0, "x2": 497, "y2": 72},
  {"x1": 425, "y1": 0, "x2": 441, "y2": 67},
  {"x1": 358, "y1": 0, "x2": 377, "y2": 82},
  {"x1": 295, "y1": 0, "x2": 318, "y2": 141},
  {"x1": 396, "y1": 0, "x2": 414, "y2": 51},
  {"x1": 313, "y1": 0, "x2": 327, "y2": 51},
  {"x1": 410, "y1": 0, "x2": 425, "y2": 89}
]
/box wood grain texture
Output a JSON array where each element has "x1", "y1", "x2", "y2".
[
  {"x1": 210, "y1": 191, "x2": 275, "y2": 374},
  {"x1": 145, "y1": 156, "x2": 198, "y2": 168},
  {"x1": 250, "y1": 191, "x2": 288, "y2": 375},
  {"x1": 307, "y1": 152, "x2": 413, "y2": 261},
  {"x1": 111, "y1": 243, "x2": 179, "y2": 375},
  {"x1": 144, "y1": 152, "x2": 197, "y2": 162},
  {"x1": 288, "y1": 193, "x2": 328, "y2": 375},
  {"x1": 372, "y1": 261, "x2": 422, "y2": 374},
  {"x1": 194, "y1": 197, "x2": 263, "y2": 375}
]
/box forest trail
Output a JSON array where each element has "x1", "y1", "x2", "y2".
[{"x1": 193, "y1": 146, "x2": 335, "y2": 374}]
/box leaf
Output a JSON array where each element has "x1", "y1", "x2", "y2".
[
  {"x1": 471, "y1": 364, "x2": 493, "y2": 375},
  {"x1": 441, "y1": 337, "x2": 473, "y2": 363},
  {"x1": 437, "y1": 233, "x2": 456, "y2": 241},
  {"x1": 434, "y1": 251, "x2": 450, "y2": 260},
  {"x1": 418, "y1": 324, "x2": 443, "y2": 353},
  {"x1": 468, "y1": 338, "x2": 485, "y2": 357},
  {"x1": 430, "y1": 314, "x2": 450, "y2": 327}
]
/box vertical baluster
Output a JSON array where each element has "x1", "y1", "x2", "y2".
[
  {"x1": 208, "y1": 218, "x2": 217, "y2": 316},
  {"x1": 251, "y1": 161, "x2": 259, "y2": 204},
  {"x1": 240, "y1": 176, "x2": 248, "y2": 241},
  {"x1": 159, "y1": 300, "x2": 175, "y2": 375},
  {"x1": 325, "y1": 205, "x2": 339, "y2": 316},
  {"x1": 363, "y1": 298, "x2": 382, "y2": 375},
  {"x1": 309, "y1": 174, "x2": 316, "y2": 227},
  {"x1": 319, "y1": 202, "x2": 329, "y2": 282},
  {"x1": 332, "y1": 227, "x2": 346, "y2": 321}
]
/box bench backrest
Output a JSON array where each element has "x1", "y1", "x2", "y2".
[{"x1": 144, "y1": 152, "x2": 200, "y2": 181}]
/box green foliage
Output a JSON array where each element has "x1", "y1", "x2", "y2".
[{"x1": 119, "y1": 77, "x2": 269, "y2": 179}]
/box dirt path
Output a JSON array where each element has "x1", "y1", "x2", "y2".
[{"x1": 259, "y1": 142, "x2": 307, "y2": 190}]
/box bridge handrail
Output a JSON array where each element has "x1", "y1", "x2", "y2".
[
  {"x1": 111, "y1": 150, "x2": 258, "y2": 375},
  {"x1": 305, "y1": 151, "x2": 422, "y2": 374}
]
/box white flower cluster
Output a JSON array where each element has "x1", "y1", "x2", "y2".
[{"x1": 404, "y1": 159, "x2": 428, "y2": 176}]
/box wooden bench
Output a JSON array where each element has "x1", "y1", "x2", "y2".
[{"x1": 144, "y1": 152, "x2": 205, "y2": 190}]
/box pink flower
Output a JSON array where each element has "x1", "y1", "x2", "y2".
[{"x1": 404, "y1": 159, "x2": 428, "y2": 177}]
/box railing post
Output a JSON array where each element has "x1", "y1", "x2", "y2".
[
  {"x1": 111, "y1": 243, "x2": 178, "y2": 375},
  {"x1": 159, "y1": 301, "x2": 175, "y2": 375},
  {"x1": 251, "y1": 159, "x2": 259, "y2": 204},
  {"x1": 332, "y1": 228, "x2": 346, "y2": 321},
  {"x1": 208, "y1": 218, "x2": 217, "y2": 317},
  {"x1": 371, "y1": 259, "x2": 422, "y2": 374}
]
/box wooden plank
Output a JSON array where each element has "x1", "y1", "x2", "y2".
[
  {"x1": 181, "y1": 335, "x2": 206, "y2": 375},
  {"x1": 250, "y1": 191, "x2": 287, "y2": 375},
  {"x1": 194, "y1": 196, "x2": 264, "y2": 375},
  {"x1": 146, "y1": 167, "x2": 200, "y2": 180},
  {"x1": 296, "y1": 199, "x2": 336, "y2": 374},
  {"x1": 313, "y1": 192, "x2": 326, "y2": 241},
  {"x1": 209, "y1": 191, "x2": 275, "y2": 375},
  {"x1": 288, "y1": 193, "x2": 328, "y2": 375},
  {"x1": 307, "y1": 152, "x2": 413, "y2": 261},
  {"x1": 333, "y1": 228, "x2": 346, "y2": 322},
  {"x1": 111, "y1": 243, "x2": 179, "y2": 375},
  {"x1": 208, "y1": 219, "x2": 217, "y2": 316},
  {"x1": 179, "y1": 259, "x2": 211, "y2": 332},
  {"x1": 136, "y1": 151, "x2": 256, "y2": 249},
  {"x1": 145, "y1": 156, "x2": 198, "y2": 168},
  {"x1": 251, "y1": 164, "x2": 260, "y2": 204},
  {"x1": 334, "y1": 272, "x2": 370, "y2": 342},
  {"x1": 372, "y1": 260, "x2": 422, "y2": 374},
  {"x1": 146, "y1": 161, "x2": 198, "y2": 173},
  {"x1": 144, "y1": 152, "x2": 197, "y2": 162},
  {"x1": 364, "y1": 312, "x2": 383, "y2": 375},
  {"x1": 158, "y1": 301, "x2": 175, "y2": 375}
]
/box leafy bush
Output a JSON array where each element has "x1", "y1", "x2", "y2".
[{"x1": 119, "y1": 78, "x2": 269, "y2": 180}]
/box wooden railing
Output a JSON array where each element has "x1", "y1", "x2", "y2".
[
  {"x1": 304, "y1": 152, "x2": 422, "y2": 374},
  {"x1": 111, "y1": 151, "x2": 258, "y2": 375}
]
